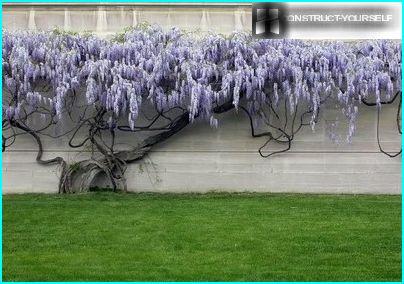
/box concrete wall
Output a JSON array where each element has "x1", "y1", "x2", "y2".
[
  {"x1": 3, "y1": 3, "x2": 402, "y2": 39},
  {"x1": 2, "y1": 4, "x2": 252, "y2": 37},
  {"x1": 2, "y1": 100, "x2": 401, "y2": 194},
  {"x1": 2, "y1": 4, "x2": 402, "y2": 194}
]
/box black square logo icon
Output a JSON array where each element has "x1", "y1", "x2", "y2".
[{"x1": 252, "y1": 3, "x2": 288, "y2": 39}]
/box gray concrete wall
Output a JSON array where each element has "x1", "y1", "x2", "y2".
[
  {"x1": 2, "y1": 101, "x2": 401, "y2": 194},
  {"x1": 2, "y1": 4, "x2": 252, "y2": 37},
  {"x1": 3, "y1": 3, "x2": 401, "y2": 39}
]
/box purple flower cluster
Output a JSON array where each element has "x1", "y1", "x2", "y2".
[{"x1": 2, "y1": 25, "x2": 402, "y2": 140}]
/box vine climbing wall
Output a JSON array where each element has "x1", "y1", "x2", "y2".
[{"x1": 2, "y1": 4, "x2": 401, "y2": 194}]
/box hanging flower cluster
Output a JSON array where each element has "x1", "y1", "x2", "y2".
[{"x1": 2, "y1": 25, "x2": 402, "y2": 141}]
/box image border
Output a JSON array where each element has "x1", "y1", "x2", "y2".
[{"x1": 0, "y1": 0, "x2": 402, "y2": 283}]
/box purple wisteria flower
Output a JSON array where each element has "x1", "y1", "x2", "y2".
[{"x1": 2, "y1": 25, "x2": 402, "y2": 142}]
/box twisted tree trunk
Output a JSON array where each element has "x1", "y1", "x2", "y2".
[{"x1": 10, "y1": 100, "x2": 235, "y2": 193}]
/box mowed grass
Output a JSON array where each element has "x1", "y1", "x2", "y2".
[{"x1": 3, "y1": 192, "x2": 401, "y2": 281}]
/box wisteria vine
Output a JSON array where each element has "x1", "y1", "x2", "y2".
[{"x1": 2, "y1": 25, "x2": 402, "y2": 193}]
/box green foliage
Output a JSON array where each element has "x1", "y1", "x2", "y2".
[
  {"x1": 52, "y1": 27, "x2": 94, "y2": 38},
  {"x1": 111, "y1": 22, "x2": 151, "y2": 43},
  {"x1": 51, "y1": 27, "x2": 79, "y2": 36},
  {"x1": 3, "y1": 193, "x2": 401, "y2": 281}
]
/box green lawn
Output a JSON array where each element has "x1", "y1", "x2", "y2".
[{"x1": 3, "y1": 192, "x2": 402, "y2": 281}]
